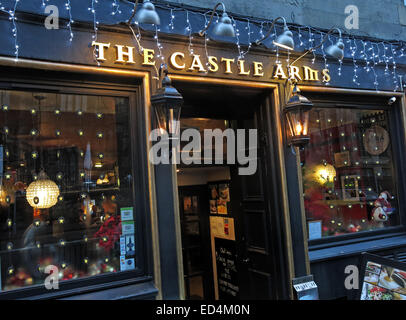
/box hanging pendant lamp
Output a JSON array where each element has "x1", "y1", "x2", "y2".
[
  {"x1": 26, "y1": 170, "x2": 60, "y2": 209},
  {"x1": 26, "y1": 95, "x2": 60, "y2": 209}
]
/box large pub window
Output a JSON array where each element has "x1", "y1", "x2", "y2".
[
  {"x1": 300, "y1": 105, "x2": 400, "y2": 240},
  {"x1": 0, "y1": 88, "x2": 138, "y2": 293}
]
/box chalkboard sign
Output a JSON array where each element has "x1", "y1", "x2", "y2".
[{"x1": 214, "y1": 237, "x2": 239, "y2": 300}]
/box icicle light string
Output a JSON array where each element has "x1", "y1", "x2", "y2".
[
  {"x1": 202, "y1": 11, "x2": 211, "y2": 73},
  {"x1": 399, "y1": 45, "x2": 405, "y2": 58},
  {"x1": 258, "y1": 21, "x2": 264, "y2": 41},
  {"x1": 3, "y1": 2, "x2": 406, "y2": 90},
  {"x1": 390, "y1": 43, "x2": 399, "y2": 91},
  {"x1": 243, "y1": 19, "x2": 253, "y2": 57},
  {"x1": 88, "y1": 0, "x2": 100, "y2": 65},
  {"x1": 380, "y1": 42, "x2": 390, "y2": 76},
  {"x1": 154, "y1": 25, "x2": 164, "y2": 63},
  {"x1": 186, "y1": 11, "x2": 194, "y2": 56},
  {"x1": 367, "y1": 42, "x2": 379, "y2": 90},
  {"x1": 126, "y1": 0, "x2": 145, "y2": 54},
  {"x1": 319, "y1": 32, "x2": 328, "y2": 72},
  {"x1": 375, "y1": 41, "x2": 382, "y2": 63},
  {"x1": 128, "y1": 21, "x2": 144, "y2": 54},
  {"x1": 308, "y1": 27, "x2": 316, "y2": 63},
  {"x1": 274, "y1": 23, "x2": 280, "y2": 63},
  {"x1": 351, "y1": 37, "x2": 360, "y2": 86},
  {"x1": 9, "y1": 0, "x2": 19, "y2": 61},
  {"x1": 65, "y1": 0, "x2": 74, "y2": 42},
  {"x1": 231, "y1": 16, "x2": 243, "y2": 60},
  {"x1": 151, "y1": 24, "x2": 165, "y2": 80},
  {"x1": 111, "y1": 0, "x2": 121, "y2": 16}
]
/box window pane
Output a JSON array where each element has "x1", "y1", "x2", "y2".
[
  {"x1": 301, "y1": 107, "x2": 399, "y2": 239},
  {"x1": 0, "y1": 90, "x2": 135, "y2": 292}
]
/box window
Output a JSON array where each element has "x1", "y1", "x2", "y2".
[
  {"x1": 0, "y1": 89, "x2": 136, "y2": 292},
  {"x1": 301, "y1": 107, "x2": 399, "y2": 239}
]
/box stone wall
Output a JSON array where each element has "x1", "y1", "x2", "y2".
[{"x1": 166, "y1": 0, "x2": 406, "y2": 41}]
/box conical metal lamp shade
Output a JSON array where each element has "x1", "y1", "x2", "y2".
[
  {"x1": 136, "y1": 0, "x2": 160, "y2": 25},
  {"x1": 273, "y1": 28, "x2": 294, "y2": 50},
  {"x1": 326, "y1": 39, "x2": 344, "y2": 60},
  {"x1": 213, "y1": 12, "x2": 235, "y2": 37}
]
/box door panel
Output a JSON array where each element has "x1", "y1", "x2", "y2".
[
  {"x1": 178, "y1": 185, "x2": 214, "y2": 300},
  {"x1": 230, "y1": 100, "x2": 275, "y2": 300}
]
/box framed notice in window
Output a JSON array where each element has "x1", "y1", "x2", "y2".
[
  {"x1": 308, "y1": 220, "x2": 322, "y2": 240},
  {"x1": 341, "y1": 175, "x2": 360, "y2": 201},
  {"x1": 334, "y1": 151, "x2": 351, "y2": 168}
]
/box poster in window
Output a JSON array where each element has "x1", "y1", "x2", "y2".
[
  {"x1": 219, "y1": 184, "x2": 230, "y2": 202},
  {"x1": 217, "y1": 199, "x2": 228, "y2": 214},
  {"x1": 334, "y1": 151, "x2": 351, "y2": 168},
  {"x1": 210, "y1": 200, "x2": 217, "y2": 214},
  {"x1": 125, "y1": 234, "x2": 135, "y2": 256},
  {"x1": 308, "y1": 220, "x2": 322, "y2": 240},
  {"x1": 183, "y1": 196, "x2": 192, "y2": 214},
  {"x1": 209, "y1": 184, "x2": 218, "y2": 200},
  {"x1": 359, "y1": 254, "x2": 406, "y2": 300}
]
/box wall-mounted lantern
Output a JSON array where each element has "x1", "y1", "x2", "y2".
[
  {"x1": 151, "y1": 68, "x2": 183, "y2": 148},
  {"x1": 127, "y1": 0, "x2": 160, "y2": 25},
  {"x1": 284, "y1": 84, "x2": 313, "y2": 147},
  {"x1": 255, "y1": 16, "x2": 294, "y2": 51},
  {"x1": 198, "y1": 2, "x2": 235, "y2": 38}
]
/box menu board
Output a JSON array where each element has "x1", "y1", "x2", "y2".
[
  {"x1": 215, "y1": 238, "x2": 239, "y2": 300},
  {"x1": 359, "y1": 253, "x2": 406, "y2": 300}
]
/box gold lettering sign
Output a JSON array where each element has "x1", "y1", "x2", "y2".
[
  {"x1": 115, "y1": 45, "x2": 135, "y2": 64},
  {"x1": 303, "y1": 66, "x2": 319, "y2": 81},
  {"x1": 169, "y1": 52, "x2": 185, "y2": 70},
  {"x1": 91, "y1": 42, "x2": 331, "y2": 83},
  {"x1": 142, "y1": 48, "x2": 155, "y2": 66}
]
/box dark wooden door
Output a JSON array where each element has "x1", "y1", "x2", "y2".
[
  {"x1": 230, "y1": 95, "x2": 289, "y2": 300},
  {"x1": 178, "y1": 185, "x2": 214, "y2": 299}
]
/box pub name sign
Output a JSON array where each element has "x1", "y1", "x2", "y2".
[{"x1": 92, "y1": 41, "x2": 331, "y2": 83}]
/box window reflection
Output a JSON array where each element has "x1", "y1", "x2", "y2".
[
  {"x1": 301, "y1": 107, "x2": 399, "y2": 239},
  {"x1": 0, "y1": 90, "x2": 135, "y2": 291}
]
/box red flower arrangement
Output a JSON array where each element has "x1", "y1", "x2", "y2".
[{"x1": 94, "y1": 215, "x2": 121, "y2": 252}]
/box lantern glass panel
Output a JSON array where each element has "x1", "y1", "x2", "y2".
[
  {"x1": 154, "y1": 101, "x2": 182, "y2": 137},
  {"x1": 286, "y1": 108, "x2": 310, "y2": 138}
]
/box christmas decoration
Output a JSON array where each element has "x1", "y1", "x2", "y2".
[
  {"x1": 26, "y1": 170, "x2": 60, "y2": 209},
  {"x1": 94, "y1": 214, "x2": 121, "y2": 253},
  {"x1": 0, "y1": 1, "x2": 404, "y2": 90},
  {"x1": 372, "y1": 191, "x2": 394, "y2": 228}
]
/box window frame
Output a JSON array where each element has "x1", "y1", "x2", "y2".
[
  {"x1": 0, "y1": 68, "x2": 154, "y2": 299},
  {"x1": 303, "y1": 93, "x2": 406, "y2": 249}
]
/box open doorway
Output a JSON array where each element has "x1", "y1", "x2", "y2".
[{"x1": 174, "y1": 80, "x2": 287, "y2": 300}]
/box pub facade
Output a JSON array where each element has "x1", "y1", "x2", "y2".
[{"x1": 0, "y1": 0, "x2": 405, "y2": 300}]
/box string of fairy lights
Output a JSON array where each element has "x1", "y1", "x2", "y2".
[
  {"x1": 0, "y1": 0, "x2": 404, "y2": 91},
  {"x1": 0, "y1": 91, "x2": 118, "y2": 278}
]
